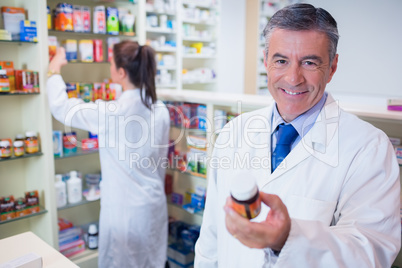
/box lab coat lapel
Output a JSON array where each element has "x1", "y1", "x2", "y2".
[
  {"x1": 268, "y1": 94, "x2": 340, "y2": 182},
  {"x1": 244, "y1": 105, "x2": 274, "y2": 189}
]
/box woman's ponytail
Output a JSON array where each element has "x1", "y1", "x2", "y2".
[{"x1": 113, "y1": 41, "x2": 157, "y2": 109}]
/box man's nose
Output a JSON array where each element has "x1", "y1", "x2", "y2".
[{"x1": 284, "y1": 64, "x2": 304, "y2": 86}]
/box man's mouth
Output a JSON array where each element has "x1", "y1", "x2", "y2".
[{"x1": 282, "y1": 88, "x2": 305, "y2": 95}]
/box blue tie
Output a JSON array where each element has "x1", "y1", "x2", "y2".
[{"x1": 271, "y1": 124, "x2": 298, "y2": 172}]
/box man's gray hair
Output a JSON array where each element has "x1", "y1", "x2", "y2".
[{"x1": 263, "y1": 3, "x2": 339, "y2": 63}]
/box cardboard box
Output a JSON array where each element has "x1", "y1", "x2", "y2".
[{"x1": 19, "y1": 20, "x2": 37, "y2": 42}]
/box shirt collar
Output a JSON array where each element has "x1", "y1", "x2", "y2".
[{"x1": 271, "y1": 92, "x2": 328, "y2": 138}]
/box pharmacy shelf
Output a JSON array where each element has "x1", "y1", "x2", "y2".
[
  {"x1": 0, "y1": 39, "x2": 37, "y2": 44},
  {"x1": 167, "y1": 201, "x2": 204, "y2": 216},
  {"x1": 182, "y1": 0, "x2": 218, "y2": 9},
  {"x1": 146, "y1": 28, "x2": 177, "y2": 34},
  {"x1": 146, "y1": 10, "x2": 176, "y2": 16},
  {"x1": 182, "y1": 19, "x2": 215, "y2": 25},
  {"x1": 157, "y1": 85, "x2": 177, "y2": 89},
  {"x1": 57, "y1": 199, "x2": 100, "y2": 211},
  {"x1": 182, "y1": 37, "x2": 214, "y2": 42},
  {"x1": 154, "y1": 47, "x2": 177, "y2": 53},
  {"x1": 0, "y1": 92, "x2": 40, "y2": 96},
  {"x1": 0, "y1": 152, "x2": 43, "y2": 163},
  {"x1": 170, "y1": 168, "x2": 207, "y2": 179},
  {"x1": 48, "y1": 30, "x2": 137, "y2": 39},
  {"x1": 0, "y1": 207, "x2": 47, "y2": 225},
  {"x1": 182, "y1": 54, "x2": 216, "y2": 59},
  {"x1": 157, "y1": 65, "x2": 177, "y2": 70},
  {"x1": 69, "y1": 248, "x2": 98, "y2": 267},
  {"x1": 54, "y1": 149, "x2": 99, "y2": 160},
  {"x1": 182, "y1": 80, "x2": 217, "y2": 85}
]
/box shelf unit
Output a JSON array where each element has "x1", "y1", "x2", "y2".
[
  {"x1": 244, "y1": 0, "x2": 298, "y2": 95},
  {"x1": 46, "y1": 0, "x2": 139, "y2": 265},
  {"x1": 0, "y1": 0, "x2": 57, "y2": 248}
]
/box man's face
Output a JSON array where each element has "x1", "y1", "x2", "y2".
[{"x1": 264, "y1": 29, "x2": 338, "y2": 122}]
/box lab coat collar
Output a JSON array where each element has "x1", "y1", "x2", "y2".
[
  {"x1": 118, "y1": 88, "x2": 141, "y2": 101},
  {"x1": 268, "y1": 93, "x2": 340, "y2": 181}
]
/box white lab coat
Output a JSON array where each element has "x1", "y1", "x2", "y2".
[
  {"x1": 47, "y1": 75, "x2": 169, "y2": 268},
  {"x1": 195, "y1": 94, "x2": 401, "y2": 267}
]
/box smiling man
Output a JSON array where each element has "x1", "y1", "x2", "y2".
[{"x1": 195, "y1": 3, "x2": 400, "y2": 267}]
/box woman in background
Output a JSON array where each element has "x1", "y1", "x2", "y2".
[{"x1": 47, "y1": 41, "x2": 170, "y2": 267}]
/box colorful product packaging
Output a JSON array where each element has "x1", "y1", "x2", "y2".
[
  {"x1": 66, "y1": 82, "x2": 79, "y2": 98},
  {"x1": 107, "y1": 37, "x2": 120, "y2": 62},
  {"x1": 0, "y1": 61, "x2": 15, "y2": 92},
  {"x1": 82, "y1": 138, "x2": 98, "y2": 150},
  {"x1": 1, "y1": 7, "x2": 26, "y2": 40},
  {"x1": 73, "y1": 5, "x2": 84, "y2": 33},
  {"x1": 47, "y1": 6, "x2": 52, "y2": 30},
  {"x1": 55, "y1": 3, "x2": 73, "y2": 31},
  {"x1": 106, "y1": 7, "x2": 119, "y2": 35},
  {"x1": 395, "y1": 146, "x2": 402, "y2": 165},
  {"x1": 63, "y1": 132, "x2": 77, "y2": 154},
  {"x1": 48, "y1": 36, "x2": 58, "y2": 61},
  {"x1": 62, "y1": 39, "x2": 78, "y2": 62},
  {"x1": 93, "y1": 6, "x2": 106, "y2": 34},
  {"x1": 79, "y1": 83, "x2": 93, "y2": 102},
  {"x1": 93, "y1": 39, "x2": 103, "y2": 62},
  {"x1": 81, "y1": 6, "x2": 91, "y2": 33},
  {"x1": 19, "y1": 20, "x2": 37, "y2": 42},
  {"x1": 78, "y1": 40, "x2": 93, "y2": 62},
  {"x1": 25, "y1": 190, "x2": 40, "y2": 214},
  {"x1": 15, "y1": 70, "x2": 34, "y2": 92},
  {"x1": 0, "y1": 29, "x2": 11, "y2": 41},
  {"x1": 93, "y1": 82, "x2": 105, "y2": 100},
  {"x1": 53, "y1": 130, "x2": 63, "y2": 157},
  {"x1": 32, "y1": 71, "x2": 40, "y2": 93},
  {"x1": 14, "y1": 198, "x2": 28, "y2": 217},
  {"x1": 190, "y1": 104, "x2": 207, "y2": 129},
  {"x1": 0, "y1": 196, "x2": 16, "y2": 221}
]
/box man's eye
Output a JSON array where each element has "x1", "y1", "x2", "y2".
[
  {"x1": 303, "y1": 61, "x2": 316, "y2": 66},
  {"x1": 276, "y1": 60, "x2": 287, "y2": 64}
]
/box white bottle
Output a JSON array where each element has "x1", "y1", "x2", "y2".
[
  {"x1": 55, "y1": 174, "x2": 67, "y2": 208},
  {"x1": 67, "y1": 170, "x2": 82, "y2": 204},
  {"x1": 87, "y1": 224, "x2": 98, "y2": 249}
]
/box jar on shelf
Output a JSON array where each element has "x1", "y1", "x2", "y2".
[
  {"x1": 25, "y1": 131, "x2": 39, "y2": 154},
  {"x1": 0, "y1": 69, "x2": 10, "y2": 92},
  {"x1": 0, "y1": 140, "x2": 12, "y2": 158},
  {"x1": 15, "y1": 134, "x2": 24, "y2": 141},
  {"x1": 13, "y1": 140, "x2": 24, "y2": 157}
]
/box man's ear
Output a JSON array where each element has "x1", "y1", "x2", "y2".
[
  {"x1": 327, "y1": 54, "x2": 338, "y2": 83},
  {"x1": 263, "y1": 50, "x2": 268, "y2": 68}
]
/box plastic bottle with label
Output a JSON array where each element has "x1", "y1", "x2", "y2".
[
  {"x1": 87, "y1": 224, "x2": 98, "y2": 249},
  {"x1": 67, "y1": 170, "x2": 82, "y2": 204},
  {"x1": 230, "y1": 176, "x2": 261, "y2": 220},
  {"x1": 55, "y1": 174, "x2": 67, "y2": 208}
]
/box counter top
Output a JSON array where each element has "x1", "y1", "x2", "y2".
[{"x1": 0, "y1": 232, "x2": 78, "y2": 268}]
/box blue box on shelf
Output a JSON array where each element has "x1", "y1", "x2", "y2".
[{"x1": 20, "y1": 20, "x2": 37, "y2": 42}]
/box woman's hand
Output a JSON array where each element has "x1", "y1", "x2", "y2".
[{"x1": 48, "y1": 47, "x2": 68, "y2": 73}]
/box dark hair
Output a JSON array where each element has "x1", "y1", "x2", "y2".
[
  {"x1": 263, "y1": 3, "x2": 339, "y2": 62},
  {"x1": 113, "y1": 40, "x2": 157, "y2": 109}
]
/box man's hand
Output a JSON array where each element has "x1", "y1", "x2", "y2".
[
  {"x1": 48, "y1": 47, "x2": 67, "y2": 73},
  {"x1": 224, "y1": 192, "x2": 291, "y2": 252}
]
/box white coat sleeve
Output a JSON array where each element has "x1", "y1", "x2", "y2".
[
  {"x1": 194, "y1": 146, "x2": 220, "y2": 267},
  {"x1": 275, "y1": 138, "x2": 401, "y2": 267},
  {"x1": 46, "y1": 75, "x2": 101, "y2": 134}
]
